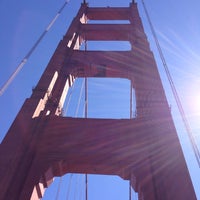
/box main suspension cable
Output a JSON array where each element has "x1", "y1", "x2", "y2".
[
  {"x1": 0, "y1": 0, "x2": 70, "y2": 96},
  {"x1": 141, "y1": 0, "x2": 200, "y2": 167}
]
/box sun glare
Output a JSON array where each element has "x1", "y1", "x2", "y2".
[
  {"x1": 190, "y1": 94, "x2": 200, "y2": 112},
  {"x1": 186, "y1": 86, "x2": 200, "y2": 116}
]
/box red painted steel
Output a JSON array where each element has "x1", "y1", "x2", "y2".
[{"x1": 0, "y1": 2, "x2": 197, "y2": 200}]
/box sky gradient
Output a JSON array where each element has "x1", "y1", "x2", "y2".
[{"x1": 0, "y1": 0, "x2": 200, "y2": 199}]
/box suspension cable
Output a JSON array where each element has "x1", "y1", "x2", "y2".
[
  {"x1": 84, "y1": 30, "x2": 89, "y2": 200},
  {"x1": 85, "y1": 77, "x2": 88, "y2": 200},
  {"x1": 129, "y1": 180, "x2": 132, "y2": 200},
  {"x1": 64, "y1": 81, "x2": 76, "y2": 116},
  {"x1": 0, "y1": 0, "x2": 70, "y2": 96},
  {"x1": 85, "y1": 173, "x2": 88, "y2": 200},
  {"x1": 130, "y1": 80, "x2": 133, "y2": 119},
  {"x1": 85, "y1": 78, "x2": 88, "y2": 200},
  {"x1": 75, "y1": 79, "x2": 85, "y2": 117},
  {"x1": 66, "y1": 174, "x2": 73, "y2": 200},
  {"x1": 55, "y1": 177, "x2": 62, "y2": 200},
  {"x1": 85, "y1": 77, "x2": 88, "y2": 119},
  {"x1": 141, "y1": 0, "x2": 200, "y2": 167}
]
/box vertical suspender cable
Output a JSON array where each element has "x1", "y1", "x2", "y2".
[
  {"x1": 55, "y1": 177, "x2": 62, "y2": 200},
  {"x1": 75, "y1": 79, "x2": 85, "y2": 117},
  {"x1": 0, "y1": 0, "x2": 70, "y2": 96},
  {"x1": 63, "y1": 82, "x2": 75, "y2": 116},
  {"x1": 83, "y1": 15, "x2": 88, "y2": 197},
  {"x1": 130, "y1": 80, "x2": 133, "y2": 119},
  {"x1": 141, "y1": 0, "x2": 200, "y2": 167},
  {"x1": 85, "y1": 76, "x2": 88, "y2": 200},
  {"x1": 85, "y1": 77, "x2": 88, "y2": 118},
  {"x1": 84, "y1": 39, "x2": 88, "y2": 119},
  {"x1": 130, "y1": 82, "x2": 132, "y2": 200},
  {"x1": 66, "y1": 174, "x2": 73, "y2": 200},
  {"x1": 85, "y1": 173, "x2": 88, "y2": 200}
]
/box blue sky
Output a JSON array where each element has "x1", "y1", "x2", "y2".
[{"x1": 0, "y1": 0, "x2": 200, "y2": 199}]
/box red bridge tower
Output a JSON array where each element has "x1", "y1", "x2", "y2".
[{"x1": 0, "y1": 2, "x2": 197, "y2": 200}]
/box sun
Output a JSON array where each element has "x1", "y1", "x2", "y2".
[
  {"x1": 191, "y1": 94, "x2": 200, "y2": 112},
  {"x1": 186, "y1": 86, "x2": 200, "y2": 115}
]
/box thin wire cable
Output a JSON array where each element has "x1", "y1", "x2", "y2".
[
  {"x1": 85, "y1": 174, "x2": 88, "y2": 200},
  {"x1": 0, "y1": 0, "x2": 70, "y2": 96},
  {"x1": 75, "y1": 79, "x2": 85, "y2": 117},
  {"x1": 64, "y1": 80, "x2": 76, "y2": 116},
  {"x1": 66, "y1": 174, "x2": 74, "y2": 200},
  {"x1": 84, "y1": 77, "x2": 88, "y2": 199},
  {"x1": 129, "y1": 180, "x2": 132, "y2": 200},
  {"x1": 141, "y1": 0, "x2": 200, "y2": 167},
  {"x1": 55, "y1": 177, "x2": 62, "y2": 200},
  {"x1": 76, "y1": 174, "x2": 85, "y2": 200},
  {"x1": 130, "y1": 80, "x2": 133, "y2": 119},
  {"x1": 73, "y1": 175, "x2": 79, "y2": 200},
  {"x1": 84, "y1": 37, "x2": 89, "y2": 200},
  {"x1": 85, "y1": 78, "x2": 88, "y2": 119}
]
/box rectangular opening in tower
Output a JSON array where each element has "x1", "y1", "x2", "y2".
[
  {"x1": 79, "y1": 41, "x2": 131, "y2": 51},
  {"x1": 63, "y1": 78, "x2": 136, "y2": 119},
  {"x1": 88, "y1": 20, "x2": 130, "y2": 24},
  {"x1": 79, "y1": 19, "x2": 131, "y2": 51},
  {"x1": 42, "y1": 174, "x2": 139, "y2": 200}
]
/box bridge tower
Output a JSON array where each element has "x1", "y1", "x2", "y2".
[{"x1": 0, "y1": 1, "x2": 197, "y2": 200}]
